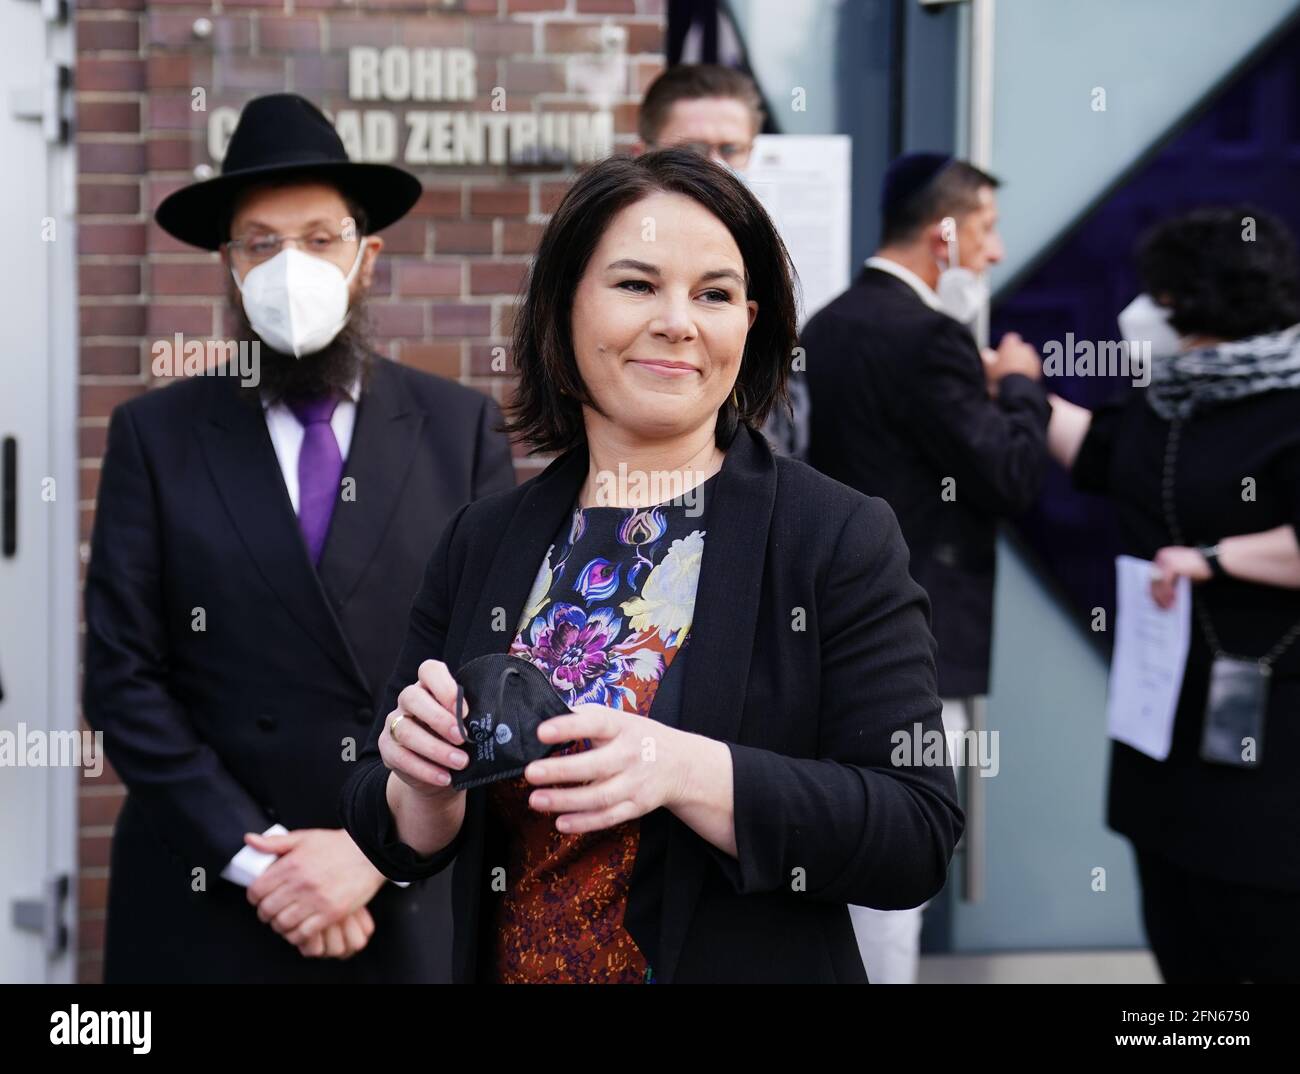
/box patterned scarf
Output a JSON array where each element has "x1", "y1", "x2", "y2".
[{"x1": 1146, "y1": 322, "x2": 1300, "y2": 419}]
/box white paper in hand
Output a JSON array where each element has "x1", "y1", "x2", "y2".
[{"x1": 1106, "y1": 555, "x2": 1191, "y2": 761}]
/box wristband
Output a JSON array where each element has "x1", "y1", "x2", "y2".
[{"x1": 1197, "y1": 543, "x2": 1226, "y2": 580}]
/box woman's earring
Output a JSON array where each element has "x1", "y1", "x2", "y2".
[{"x1": 731, "y1": 385, "x2": 741, "y2": 410}]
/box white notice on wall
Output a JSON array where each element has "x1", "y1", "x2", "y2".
[
  {"x1": 1106, "y1": 555, "x2": 1192, "y2": 761},
  {"x1": 740, "y1": 135, "x2": 851, "y2": 329}
]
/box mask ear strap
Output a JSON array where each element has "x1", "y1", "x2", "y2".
[
  {"x1": 343, "y1": 237, "x2": 366, "y2": 284},
  {"x1": 455, "y1": 665, "x2": 521, "y2": 742},
  {"x1": 327, "y1": 239, "x2": 367, "y2": 340},
  {"x1": 495, "y1": 666, "x2": 522, "y2": 726},
  {"x1": 937, "y1": 216, "x2": 958, "y2": 271},
  {"x1": 453, "y1": 683, "x2": 469, "y2": 743}
]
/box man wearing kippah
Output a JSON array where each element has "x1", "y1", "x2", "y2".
[
  {"x1": 83, "y1": 94, "x2": 515, "y2": 982},
  {"x1": 802, "y1": 154, "x2": 1049, "y2": 982}
]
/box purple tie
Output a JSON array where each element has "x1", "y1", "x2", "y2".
[{"x1": 285, "y1": 392, "x2": 343, "y2": 565}]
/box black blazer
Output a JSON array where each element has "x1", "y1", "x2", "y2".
[
  {"x1": 803, "y1": 267, "x2": 1050, "y2": 696},
  {"x1": 83, "y1": 356, "x2": 515, "y2": 982},
  {"x1": 342, "y1": 423, "x2": 964, "y2": 983}
]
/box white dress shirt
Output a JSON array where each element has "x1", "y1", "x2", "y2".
[
  {"x1": 221, "y1": 823, "x2": 290, "y2": 886},
  {"x1": 863, "y1": 255, "x2": 944, "y2": 312},
  {"x1": 222, "y1": 375, "x2": 406, "y2": 889},
  {"x1": 261, "y1": 377, "x2": 361, "y2": 514}
]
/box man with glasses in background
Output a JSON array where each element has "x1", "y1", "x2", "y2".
[
  {"x1": 636, "y1": 62, "x2": 760, "y2": 171},
  {"x1": 635, "y1": 64, "x2": 810, "y2": 459},
  {"x1": 83, "y1": 94, "x2": 515, "y2": 982}
]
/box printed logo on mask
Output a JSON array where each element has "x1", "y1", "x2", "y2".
[{"x1": 467, "y1": 713, "x2": 498, "y2": 763}]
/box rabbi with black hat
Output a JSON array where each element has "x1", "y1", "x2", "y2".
[
  {"x1": 83, "y1": 93, "x2": 515, "y2": 982},
  {"x1": 802, "y1": 154, "x2": 1050, "y2": 983}
]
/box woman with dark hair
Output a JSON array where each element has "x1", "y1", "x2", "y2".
[
  {"x1": 340, "y1": 148, "x2": 963, "y2": 983},
  {"x1": 1049, "y1": 206, "x2": 1300, "y2": 983}
]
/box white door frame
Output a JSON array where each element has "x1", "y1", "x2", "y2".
[{"x1": 0, "y1": 0, "x2": 78, "y2": 983}]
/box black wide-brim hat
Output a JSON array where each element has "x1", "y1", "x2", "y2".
[{"x1": 155, "y1": 93, "x2": 422, "y2": 251}]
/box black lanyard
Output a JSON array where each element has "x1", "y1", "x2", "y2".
[{"x1": 1160, "y1": 416, "x2": 1300, "y2": 666}]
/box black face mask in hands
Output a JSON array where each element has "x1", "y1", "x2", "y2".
[{"x1": 449, "y1": 654, "x2": 572, "y2": 790}]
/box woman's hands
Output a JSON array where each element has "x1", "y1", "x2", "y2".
[
  {"x1": 1152, "y1": 526, "x2": 1300, "y2": 595},
  {"x1": 1150, "y1": 545, "x2": 1212, "y2": 608},
  {"x1": 523, "y1": 704, "x2": 699, "y2": 834},
  {"x1": 381, "y1": 663, "x2": 726, "y2": 844},
  {"x1": 379, "y1": 658, "x2": 471, "y2": 858},
  {"x1": 380, "y1": 658, "x2": 470, "y2": 801}
]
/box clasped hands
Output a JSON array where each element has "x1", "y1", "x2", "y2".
[{"x1": 242, "y1": 827, "x2": 386, "y2": 960}]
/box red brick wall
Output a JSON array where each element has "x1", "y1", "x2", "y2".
[{"x1": 74, "y1": 0, "x2": 665, "y2": 983}]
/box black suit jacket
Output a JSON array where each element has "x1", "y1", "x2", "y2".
[
  {"x1": 803, "y1": 266, "x2": 1050, "y2": 695},
  {"x1": 341, "y1": 423, "x2": 964, "y2": 983},
  {"x1": 83, "y1": 356, "x2": 515, "y2": 982}
]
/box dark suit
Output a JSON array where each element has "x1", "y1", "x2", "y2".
[
  {"x1": 803, "y1": 266, "x2": 1050, "y2": 696},
  {"x1": 342, "y1": 423, "x2": 964, "y2": 983},
  {"x1": 83, "y1": 356, "x2": 515, "y2": 982}
]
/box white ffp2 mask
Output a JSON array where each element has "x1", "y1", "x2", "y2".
[
  {"x1": 1117, "y1": 293, "x2": 1182, "y2": 360},
  {"x1": 935, "y1": 226, "x2": 988, "y2": 324},
  {"x1": 232, "y1": 244, "x2": 364, "y2": 358}
]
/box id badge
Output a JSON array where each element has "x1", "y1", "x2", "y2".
[{"x1": 1200, "y1": 656, "x2": 1270, "y2": 768}]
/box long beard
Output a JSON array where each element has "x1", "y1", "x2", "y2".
[{"x1": 229, "y1": 285, "x2": 375, "y2": 402}]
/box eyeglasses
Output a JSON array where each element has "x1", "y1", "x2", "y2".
[
  {"x1": 224, "y1": 231, "x2": 361, "y2": 266},
  {"x1": 654, "y1": 139, "x2": 754, "y2": 166}
]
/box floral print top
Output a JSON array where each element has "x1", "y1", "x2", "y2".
[{"x1": 486, "y1": 474, "x2": 716, "y2": 984}]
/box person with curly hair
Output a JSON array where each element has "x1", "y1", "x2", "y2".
[{"x1": 1049, "y1": 205, "x2": 1300, "y2": 983}]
